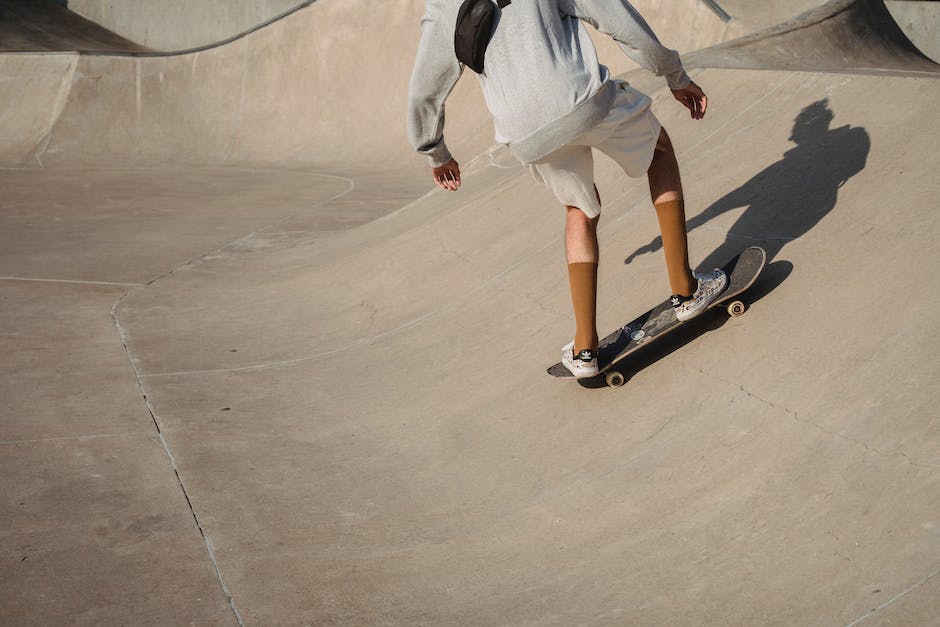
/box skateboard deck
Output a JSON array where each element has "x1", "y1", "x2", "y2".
[{"x1": 548, "y1": 246, "x2": 767, "y2": 387}]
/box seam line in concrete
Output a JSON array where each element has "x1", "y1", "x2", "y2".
[
  {"x1": 0, "y1": 276, "x2": 145, "y2": 287},
  {"x1": 110, "y1": 290, "x2": 245, "y2": 626},
  {"x1": 844, "y1": 562, "x2": 940, "y2": 626},
  {"x1": 139, "y1": 173, "x2": 355, "y2": 287},
  {"x1": 0, "y1": 432, "x2": 157, "y2": 445},
  {"x1": 140, "y1": 227, "x2": 559, "y2": 378},
  {"x1": 102, "y1": 171, "x2": 357, "y2": 624}
]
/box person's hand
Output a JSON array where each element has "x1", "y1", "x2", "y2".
[
  {"x1": 671, "y1": 81, "x2": 707, "y2": 120},
  {"x1": 432, "y1": 159, "x2": 461, "y2": 191}
]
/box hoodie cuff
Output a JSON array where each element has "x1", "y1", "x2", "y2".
[
  {"x1": 421, "y1": 141, "x2": 453, "y2": 168},
  {"x1": 665, "y1": 68, "x2": 692, "y2": 91}
]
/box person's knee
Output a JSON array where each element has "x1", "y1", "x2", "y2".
[
  {"x1": 566, "y1": 205, "x2": 599, "y2": 229},
  {"x1": 654, "y1": 127, "x2": 674, "y2": 155},
  {"x1": 648, "y1": 127, "x2": 682, "y2": 204},
  {"x1": 650, "y1": 128, "x2": 677, "y2": 170}
]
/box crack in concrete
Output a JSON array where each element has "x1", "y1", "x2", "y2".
[
  {"x1": 643, "y1": 408, "x2": 679, "y2": 443},
  {"x1": 704, "y1": 369, "x2": 937, "y2": 470},
  {"x1": 359, "y1": 300, "x2": 379, "y2": 329},
  {"x1": 845, "y1": 562, "x2": 940, "y2": 626},
  {"x1": 110, "y1": 291, "x2": 245, "y2": 627},
  {"x1": 102, "y1": 172, "x2": 358, "y2": 625},
  {"x1": 0, "y1": 432, "x2": 158, "y2": 446},
  {"x1": 436, "y1": 237, "x2": 473, "y2": 265}
]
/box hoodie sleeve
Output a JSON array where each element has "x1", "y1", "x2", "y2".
[
  {"x1": 407, "y1": 0, "x2": 465, "y2": 167},
  {"x1": 558, "y1": 0, "x2": 691, "y2": 90}
]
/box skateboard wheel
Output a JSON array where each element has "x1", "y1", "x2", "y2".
[
  {"x1": 605, "y1": 371, "x2": 625, "y2": 388},
  {"x1": 727, "y1": 300, "x2": 746, "y2": 317}
]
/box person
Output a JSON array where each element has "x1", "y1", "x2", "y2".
[{"x1": 407, "y1": 0, "x2": 727, "y2": 378}]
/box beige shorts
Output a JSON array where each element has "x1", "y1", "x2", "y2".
[{"x1": 528, "y1": 81, "x2": 661, "y2": 219}]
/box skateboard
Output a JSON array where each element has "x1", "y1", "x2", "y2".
[{"x1": 548, "y1": 246, "x2": 767, "y2": 387}]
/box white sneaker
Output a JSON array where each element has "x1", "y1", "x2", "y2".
[
  {"x1": 562, "y1": 341, "x2": 599, "y2": 378},
  {"x1": 671, "y1": 269, "x2": 728, "y2": 322}
]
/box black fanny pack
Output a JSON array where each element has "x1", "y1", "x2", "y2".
[{"x1": 454, "y1": 0, "x2": 510, "y2": 74}]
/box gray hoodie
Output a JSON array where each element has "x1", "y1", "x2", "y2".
[{"x1": 407, "y1": 0, "x2": 691, "y2": 166}]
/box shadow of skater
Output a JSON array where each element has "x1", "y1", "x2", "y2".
[{"x1": 626, "y1": 99, "x2": 871, "y2": 270}]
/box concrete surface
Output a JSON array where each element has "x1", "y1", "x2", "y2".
[
  {"x1": 66, "y1": 0, "x2": 310, "y2": 51},
  {"x1": 885, "y1": 0, "x2": 940, "y2": 63},
  {"x1": 1, "y1": 0, "x2": 938, "y2": 624},
  {"x1": 716, "y1": 0, "x2": 825, "y2": 29},
  {"x1": 685, "y1": 0, "x2": 940, "y2": 76},
  {"x1": 0, "y1": 0, "x2": 148, "y2": 53}
]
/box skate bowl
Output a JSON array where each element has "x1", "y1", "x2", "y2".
[
  {"x1": 1, "y1": 0, "x2": 938, "y2": 624},
  {"x1": 0, "y1": 0, "x2": 150, "y2": 53},
  {"x1": 0, "y1": 0, "x2": 313, "y2": 53},
  {"x1": 686, "y1": 0, "x2": 940, "y2": 75}
]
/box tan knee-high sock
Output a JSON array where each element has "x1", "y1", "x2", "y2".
[
  {"x1": 654, "y1": 198, "x2": 695, "y2": 297},
  {"x1": 568, "y1": 262, "x2": 598, "y2": 353}
]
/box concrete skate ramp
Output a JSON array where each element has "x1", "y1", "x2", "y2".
[
  {"x1": 2, "y1": 0, "x2": 939, "y2": 624},
  {"x1": 0, "y1": 1, "x2": 321, "y2": 55},
  {"x1": 0, "y1": 0, "x2": 149, "y2": 53},
  {"x1": 64, "y1": 0, "x2": 312, "y2": 52},
  {"x1": 716, "y1": 0, "x2": 827, "y2": 29},
  {"x1": 0, "y1": 0, "x2": 742, "y2": 170},
  {"x1": 687, "y1": 0, "x2": 940, "y2": 76}
]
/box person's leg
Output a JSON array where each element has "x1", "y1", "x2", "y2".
[
  {"x1": 565, "y1": 192, "x2": 600, "y2": 354},
  {"x1": 596, "y1": 85, "x2": 726, "y2": 321},
  {"x1": 647, "y1": 127, "x2": 695, "y2": 298},
  {"x1": 528, "y1": 146, "x2": 602, "y2": 360}
]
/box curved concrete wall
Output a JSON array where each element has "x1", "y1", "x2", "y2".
[
  {"x1": 64, "y1": 0, "x2": 734, "y2": 54},
  {"x1": 66, "y1": 0, "x2": 307, "y2": 51},
  {"x1": 713, "y1": 0, "x2": 823, "y2": 29},
  {"x1": 1, "y1": 0, "x2": 489, "y2": 168},
  {"x1": 686, "y1": 0, "x2": 940, "y2": 75},
  {"x1": 0, "y1": 55, "x2": 77, "y2": 164},
  {"x1": 1, "y1": 0, "x2": 728, "y2": 169},
  {"x1": 885, "y1": 0, "x2": 940, "y2": 63},
  {"x1": 4, "y1": 0, "x2": 932, "y2": 170},
  {"x1": 0, "y1": 0, "x2": 149, "y2": 53},
  {"x1": 5, "y1": 2, "x2": 940, "y2": 624}
]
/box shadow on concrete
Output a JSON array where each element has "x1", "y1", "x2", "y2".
[
  {"x1": 600, "y1": 98, "x2": 869, "y2": 389},
  {"x1": 626, "y1": 98, "x2": 871, "y2": 270},
  {"x1": 578, "y1": 259, "x2": 794, "y2": 388},
  {"x1": 0, "y1": 0, "x2": 149, "y2": 52}
]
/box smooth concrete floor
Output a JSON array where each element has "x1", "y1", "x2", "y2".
[
  {"x1": 2, "y1": 0, "x2": 939, "y2": 623},
  {"x1": 3, "y1": 66, "x2": 939, "y2": 624}
]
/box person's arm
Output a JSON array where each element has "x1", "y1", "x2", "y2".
[
  {"x1": 559, "y1": 0, "x2": 707, "y2": 119},
  {"x1": 407, "y1": 0, "x2": 464, "y2": 176},
  {"x1": 558, "y1": 0, "x2": 691, "y2": 90}
]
